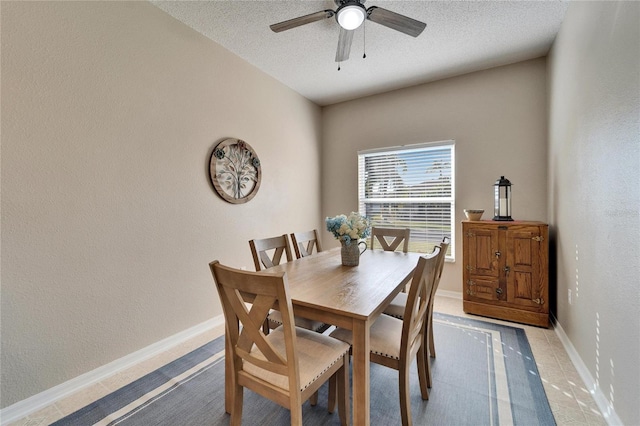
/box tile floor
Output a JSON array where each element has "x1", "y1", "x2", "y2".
[{"x1": 9, "y1": 295, "x2": 606, "y2": 425}]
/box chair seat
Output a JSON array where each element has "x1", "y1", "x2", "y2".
[
  {"x1": 268, "y1": 311, "x2": 331, "y2": 334},
  {"x1": 384, "y1": 292, "x2": 408, "y2": 319},
  {"x1": 330, "y1": 314, "x2": 404, "y2": 360},
  {"x1": 245, "y1": 326, "x2": 350, "y2": 392}
]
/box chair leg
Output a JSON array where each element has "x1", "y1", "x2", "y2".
[
  {"x1": 231, "y1": 383, "x2": 244, "y2": 426},
  {"x1": 422, "y1": 330, "x2": 433, "y2": 389},
  {"x1": 328, "y1": 375, "x2": 337, "y2": 413},
  {"x1": 290, "y1": 405, "x2": 303, "y2": 426},
  {"x1": 399, "y1": 362, "x2": 413, "y2": 426},
  {"x1": 428, "y1": 315, "x2": 436, "y2": 358},
  {"x1": 337, "y1": 357, "x2": 350, "y2": 426},
  {"x1": 423, "y1": 317, "x2": 434, "y2": 388},
  {"x1": 417, "y1": 346, "x2": 430, "y2": 399},
  {"x1": 310, "y1": 391, "x2": 318, "y2": 406}
]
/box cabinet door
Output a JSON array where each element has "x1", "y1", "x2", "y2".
[
  {"x1": 464, "y1": 225, "x2": 500, "y2": 302},
  {"x1": 505, "y1": 226, "x2": 545, "y2": 309},
  {"x1": 466, "y1": 227, "x2": 499, "y2": 277}
]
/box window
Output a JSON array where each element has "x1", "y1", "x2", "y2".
[{"x1": 358, "y1": 141, "x2": 455, "y2": 259}]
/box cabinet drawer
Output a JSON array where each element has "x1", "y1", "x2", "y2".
[{"x1": 466, "y1": 277, "x2": 499, "y2": 301}]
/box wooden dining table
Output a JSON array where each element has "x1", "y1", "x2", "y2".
[{"x1": 224, "y1": 247, "x2": 422, "y2": 425}]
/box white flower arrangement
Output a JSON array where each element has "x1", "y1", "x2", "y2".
[{"x1": 326, "y1": 211, "x2": 372, "y2": 245}]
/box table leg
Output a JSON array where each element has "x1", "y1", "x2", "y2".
[{"x1": 351, "y1": 320, "x2": 370, "y2": 426}]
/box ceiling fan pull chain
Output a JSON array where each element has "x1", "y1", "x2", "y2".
[
  {"x1": 363, "y1": 19, "x2": 367, "y2": 59},
  {"x1": 338, "y1": 62, "x2": 341, "y2": 71}
]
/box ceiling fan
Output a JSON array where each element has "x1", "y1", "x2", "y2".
[{"x1": 270, "y1": 0, "x2": 426, "y2": 63}]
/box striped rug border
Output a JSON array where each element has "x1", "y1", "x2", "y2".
[{"x1": 53, "y1": 313, "x2": 553, "y2": 426}]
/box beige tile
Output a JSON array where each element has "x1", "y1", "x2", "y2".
[
  {"x1": 527, "y1": 333, "x2": 551, "y2": 349},
  {"x1": 100, "y1": 363, "x2": 148, "y2": 392},
  {"x1": 168, "y1": 329, "x2": 220, "y2": 358},
  {"x1": 529, "y1": 339, "x2": 554, "y2": 359},
  {"x1": 545, "y1": 330, "x2": 564, "y2": 344},
  {"x1": 572, "y1": 388, "x2": 602, "y2": 416},
  {"x1": 534, "y1": 350, "x2": 562, "y2": 369},
  {"x1": 432, "y1": 296, "x2": 462, "y2": 315},
  {"x1": 563, "y1": 368, "x2": 591, "y2": 395},
  {"x1": 544, "y1": 378, "x2": 580, "y2": 407},
  {"x1": 55, "y1": 382, "x2": 111, "y2": 417},
  {"x1": 524, "y1": 326, "x2": 549, "y2": 341},
  {"x1": 23, "y1": 403, "x2": 65, "y2": 425},
  {"x1": 5, "y1": 394, "x2": 65, "y2": 425},
  {"x1": 549, "y1": 401, "x2": 588, "y2": 424},
  {"x1": 583, "y1": 407, "x2": 607, "y2": 425},
  {"x1": 537, "y1": 362, "x2": 566, "y2": 383},
  {"x1": 110, "y1": 359, "x2": 157, "y2": 388},
  {"x1": 6, "y1": 418, "x2": 45, "y2": 426},
  {"x1": 555, "y1": 352, "x2": 580, "y2": 373}
]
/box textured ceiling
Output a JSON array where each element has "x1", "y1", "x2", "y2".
[{"x1": 151, "y1": 1, "x2": 569, "y2": 106}]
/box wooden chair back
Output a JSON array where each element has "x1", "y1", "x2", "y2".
[
  {"x1": 210, "y1": 261, "x2": 349, "y2": 425},
  {"x1": 249, "y1": 234, "x2": 293, "y2": 271},
  {"x1": 370, "y1": 227, "x2": 410, "y2": 253},
  {"x1": 211, "y1": 261, "x2": 295, "y2": 373},
  {"x1": 426, "y1": 236, "x2": 450, "y2": 360},
  {"x1": 432, "y1": 236, "x2": 450, "y2": 296},
  {"x1": 290, "y1": 229, "x2": 323, "y2": 258},
  {"x1": 398, "y1": 246, "x2": 440, "y2": 365},
  {"x1": 210, "y1": 262, "x2": 299, "y2": 419}
]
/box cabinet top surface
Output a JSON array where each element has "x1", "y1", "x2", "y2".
[{"x1": 463, "y1": 220, "x2": 548, "y2": 226}]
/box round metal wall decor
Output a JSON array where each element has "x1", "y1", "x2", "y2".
[{"x1": 209, "y1": 138, "x2": 262, "y2": 204}]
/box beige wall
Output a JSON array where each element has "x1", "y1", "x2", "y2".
[
  {"x1": 322, "y1": 59, "x2": 549, "y2": 293},
  {"x1": 0, "y1": 1, "x2": 322, "y2": 407},
  {"x1": 548, "y1": 2, "x2": 640, "y2": 424},
  {"x1": 4, "y1": 1, "x2": 638, "y2": 422}
]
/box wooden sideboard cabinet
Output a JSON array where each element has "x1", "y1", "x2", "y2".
[{"x1": 462, "y1": 220, "x2": 549, "y2": 328}]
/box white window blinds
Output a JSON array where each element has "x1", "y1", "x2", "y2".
[{"x1": 358, "y1": 141, "x2": 455, "y2": 258}]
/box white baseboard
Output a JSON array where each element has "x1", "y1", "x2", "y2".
[
  {"x1": 435, "y1": 289, "x2": 463, "y2": 299},
  {"x1": 0, "y1": 315, "x2": 225, "y2": 425},
  {"x1": 550, "y1": 314, "x2": 622, "y2": 426}
]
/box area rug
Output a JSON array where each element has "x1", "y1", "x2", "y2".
[{"x1": 52, "y1": 313, "x2": 555, "y2": 425}]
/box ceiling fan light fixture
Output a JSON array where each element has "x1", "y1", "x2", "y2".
[{"x1": 337, "y1": 4, "x2": 365, "y2": 30}]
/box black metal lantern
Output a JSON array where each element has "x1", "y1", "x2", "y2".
[{"x1": 493, "y1": 176, "x2": 513, "y2": 221}]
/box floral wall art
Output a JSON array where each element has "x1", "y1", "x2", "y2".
[{"x1": 209, "y1": 138, "x2": 262, "y2": 204}]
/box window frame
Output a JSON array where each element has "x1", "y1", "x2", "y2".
[{"x1": 357, "y1": 140, "x2": 455, "y2": 260}]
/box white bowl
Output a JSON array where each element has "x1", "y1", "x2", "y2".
[{"x1": 464, "y1": 209, "x2": 484, "y2": 221}]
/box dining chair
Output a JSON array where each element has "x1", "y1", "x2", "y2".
[
  {"x1": 370, "y1": 226, "x2": 410, "y2": 253},
  {"x1": 371, "y1": 226, "x2": 412, "y2": 293},
  {"x1": 290, "y1": 229, "x2": 323, "y2": 258},
  {"x1": 249, "y1": 234, "x2": 294, "y2": 271},
  {"x1": 249, "y1": 234, "x2": 329, "y2": 333},
  {"x1": 209, "y1": 261, "x2": 350, "y2": 426},
  {"x1": 329, "y1": 247, "x2": 441, "y2": 426},
  {"x1": 383, "y1": 237, "x2": 450, "y2": 365}
]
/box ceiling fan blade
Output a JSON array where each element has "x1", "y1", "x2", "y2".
[
  {"x1": 335, "y1": 27, "x2": 354, "y2": 62},
  {"x1": 366, "y1": 6, "x2": 426, "y2": 37},
  {"x1": 270, "y1": 10, "x2": 334, "y2": 33}
]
